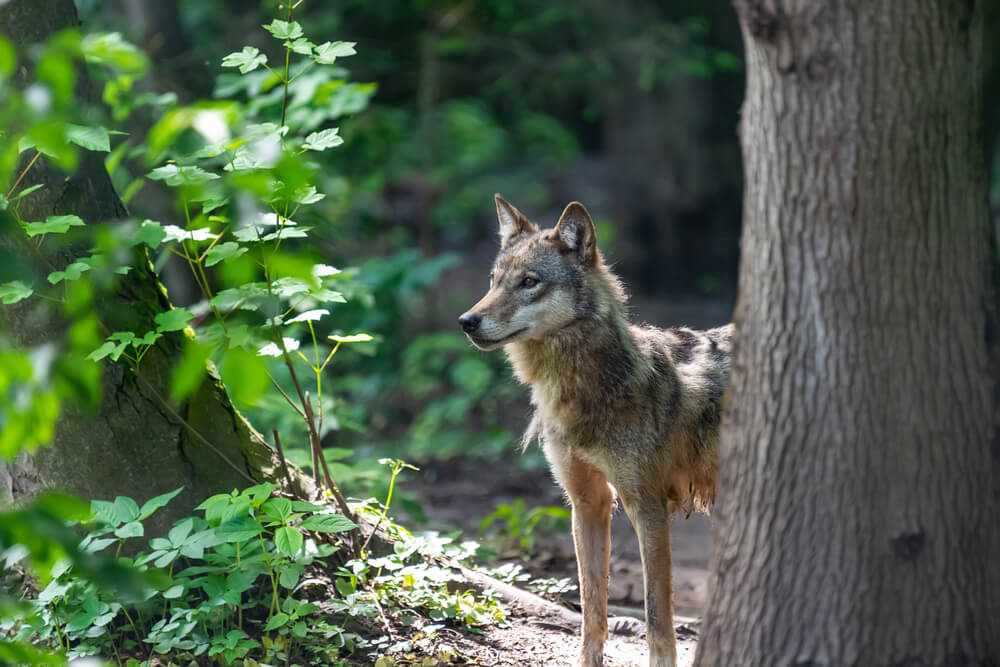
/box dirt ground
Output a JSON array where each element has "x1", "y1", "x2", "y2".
[{"x1": 404, "y1": 462, "x2": 711, "y2": 666}]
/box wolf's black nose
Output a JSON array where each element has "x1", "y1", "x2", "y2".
[{"x1": 459, "y1": 313, "x2": 481, "y2": 334}]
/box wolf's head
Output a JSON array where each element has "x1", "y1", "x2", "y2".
[{"x1": 459, "y1": 194, "x2": 625, "y2": 351}]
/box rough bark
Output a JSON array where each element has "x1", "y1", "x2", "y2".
[
  {"x1": 0, "y1": 0, "x2": 312, "y2": 538},
  {"x1": 696, "y1": 1, "x2": 1000, "y2": 665}
]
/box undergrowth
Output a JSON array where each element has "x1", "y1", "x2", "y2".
[{"x1": 1, "y1": 482, "x2": 508, "y2": 666}]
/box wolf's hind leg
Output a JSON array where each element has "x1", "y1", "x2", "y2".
[{"x1": 565, "y1": 456, "x2": 613, "y2": 667}]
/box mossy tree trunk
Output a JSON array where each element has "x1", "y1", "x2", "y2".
[
  {"x1": 696, "y1": 0, "x2": 1000, "y2": 664},
  {"x1": 0, "y1": 0, "x2": 309, "y2": 538}
]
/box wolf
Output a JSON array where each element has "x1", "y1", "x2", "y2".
[{"x1": 459, "y1": 195, "x2": 732, "y2": 667}]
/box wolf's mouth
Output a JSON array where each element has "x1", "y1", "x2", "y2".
[{"x1": 467, "y1": 327, "x2": 528, "y2": 349}]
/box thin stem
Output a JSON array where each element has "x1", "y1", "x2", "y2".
[
  {"x1": 272, "y1": 429, "x2": 299, "y2": 498},
  {"x1": 6, "y1": 151, "x2": 41, "y2": 198}
]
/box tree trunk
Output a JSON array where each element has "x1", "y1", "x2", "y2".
[
  {"x1": 0, "y1": 0, "x2": 311, "y2": 538},
  {"x1": 696, "y1": 1, "x2": 1000, "y2": 665}
]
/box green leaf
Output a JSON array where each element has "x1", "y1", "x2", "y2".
[
  {"x1": 205, "y1": 241, "x2": 247, "y2": 267},
  {"x1": 163, "y1": 224, "x2": 217, "y2": 243},
  {"x1": 132, "y1": 219, "x2": 167, "y2": 247},
  {"x1": 300, "y1": 513, "x2": 357, "y2": 533},
  {"x1": 132, "y1": 331, "x2": 161, "y2": 347},
  {"x1": 48, "y1": 261, "x2": 91, "y2": 284},
  {"x1": 328, "y1": 333, "x2": 373, "y2": 343},
  {"x1": 302, "y1": 128, "x2": 343, "y2": 151},
  {"x1": 216, "y1": 515, "x2": 262, "y2": 543},
  {"x1": 278, "y1": 565, "x2": 301, "y2": 589},
  {"x1": 0, "y1": 281, "x2": 33, "y2": 305},
  {"x1": 285, "y1": 309, "x2": 328, "y2": 324},
  {"x1": 65, "y1": 124, "x2": 111, "y2": 152},
  {"x1": 114, "y1": 521, "x2": 144, "y2": 538},
  {"x1": 222, "y1": 46, "x2": 268, "y2": 74},
  {"x1": 140, "y1": 486, "x2": 183, "y2": 520},
  {"x1": 82, "y1": 32, "x2": 148, "y2": 74},
  {"x1": 314, "y1": 41, "x2": 356, "y2": 64},
  {"x1": 273, "y1": 526, "x2": 303, "y2": 557},
  {"x1": 168, "y1": 518, "x2": 194, "y2": 547},
  {"x1": 261, "y1": 497, "x2": 292, "y2": 523},
  {"x1": 162, "y1": 583, "x2": 185, "y2": 599},
  {"x1": 147, "y1": 164, "x2": 220, "y2": 187},
  {"x1": 24, "y1": 214, "x2": 85, "y2": 237},
  {"x1": 289, "y1": 38, "x2": 315, "y2": 55},
  {"x1": 263, "y1": 613, "x2": 289, "y2": 631},
  {"x1": 264, "y1": 19, "x2": 303, "y2": 40},
  {"x1": 154, "y1": 307, "x2": 194, "y2": 333},
  {"x1": 11, "y1": 183, "x2": 44, "y2": 202},
  {"x1": 86, "y1": 341, "x2": 117, "y2": 362},
  {"x1": 113, "y1": 496, "x2": 140, "y2": 523}
]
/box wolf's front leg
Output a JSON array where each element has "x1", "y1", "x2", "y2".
[
  {"x1": 564, "y1": 456, "x2": 614, "y2": 667},
  {"x1": 630, "y1": 505, "x2": 676, "y2": 667}
]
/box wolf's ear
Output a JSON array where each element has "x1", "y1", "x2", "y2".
[
  {"x1": 550, "y1": 201, "x2": 597, "y2": 265},
  {"x1": 495, "y1": 194, "x2": 537, "y2": 248}
]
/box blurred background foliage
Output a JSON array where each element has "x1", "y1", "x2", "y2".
[
  {"x1": 66, "y1": 0, "x2": 1000, "y2": 512},
  {"x1": 5, "y1": 0, "x2": 1000, "y2": 518},
  {"x1": 57, "y1": 0, "x2": 744, "y2": 504}
]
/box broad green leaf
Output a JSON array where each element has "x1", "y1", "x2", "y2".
[
  {"x1": 162, "y1": 584, "x2": 185, "y2": 599},
  {"x1": 205, "y1": 241, "x2": 247, "y2": 267},
  {"x1": 154, "y1": 307, "x2": 194, "y2": 333},
  {"x1": 262, "y1": 497, "x2": 292, "y2": 523},
  {"x1": 312, "y1": 264, "x2": 340, "y2": 278},
  {"x1": 222, "y1": 46, "x2": 267, "y2": 74},
  {"x1": 86, "y1": 341, "x2": 117, "y2": 362},
  {"x1": 108, "y1": 331, "x2": 135, "y2": 344},
  {"x1": 162, "y1": 224, "x2": 217, "y2": 243},
  {"x1": 289, "y1": 38, "x2": 315, "y2": 55},
  {"x1": 216, "y1": 515, "x2": 262, "y2": 543},
  {"x1": 328, "y1": 333, "x2": 373, "y2": 343},
  {"x1": 82, "y1": 32, "x2": 148, "y2": 74},
  {"x1": 65, "y1": 124, "x2": 111, "y2": 152},
  {"x1": 273, "y1": 526, "x2": 303, "y2": 557},
  {"x1": 139, "y1": 486, "x2": 183, "y2": 520},
  {"x1": 170, "y1": 339, "x2": 209, "y2": 402},
  {"x1": 168, "y1": 518, "x2": 194, "y2": 547},
  {"x1": 147, "y1": 164, "x2": 220, "y2": 187},
  {"x1": 221, "y1": 347, "x2": 269, "y2": 406},
  {"x1": 263, "y1": 613, "x2": 289, "y2": 631},
  {"x1": 302, "y1": 128, "x2": 343, "y2": 151},
  {"x1": 227, "y1": 568, "x2": 260, "y2": 593},
  {"x1": 47, "y1": 261, "x2": 91, "y2": 284},
  {"x1": 264, "y1": 19, "x2": 303, "y2": 40},
  {"x1": 285, "y1": 309, "x2": 328, "y2": 324},
  {"x1": 299, "y1": 513, "x2": 357, "y2": 533},
  {"x1": 314, "y1": 41, "x2": 356, "y2": 64},
  {"x1": 11, "y1": 183, "x2": 44, "y2": 202},
  {"x1": 0, "y1": 281, "x2": 33, "y2": 305},
  {"x1": 278, "y1": 565, "x2": 302, "y2": 589},
  {"x1": 113, "y1": 496, "x2": 140, "y2": 523},
  {"x1": 257, "y1": 338, "x2": 300, "y2": 357},
  {"x1": 24, "y1": 214, "x2": 85, "y2": 237},
  {"x1": 132, "y1": 331, "x2": 162, "y2": 347},
  {"x1": 114, "y1": 521, "x2": 144, "y2": 538},
  {"x1": 131, "y1": 219, "x2": 166, "y2": 247}
]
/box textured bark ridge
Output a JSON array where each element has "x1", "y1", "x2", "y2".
[
  {"x1": 0, "y1": 0, "x2": 311, "y2": 537},
  {"x1": 697, "y1": 1, "x2": 1000, "y2": 665}
]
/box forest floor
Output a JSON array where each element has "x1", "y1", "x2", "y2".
[{"x1": 389, "y1": 461, "x2": 712, "y2": 666}]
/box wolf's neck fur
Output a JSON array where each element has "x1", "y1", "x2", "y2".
[{"x1": 505, "y1": 264, "x2": 648, "y2": 411}]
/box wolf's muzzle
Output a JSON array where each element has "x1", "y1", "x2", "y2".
[{"x1": 458, "y1": 312, "x2": 481, "y2": 334}]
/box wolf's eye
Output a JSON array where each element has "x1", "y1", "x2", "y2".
[{"x1": 521, "y1": 276, "x2": 539, "y2": 288}]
